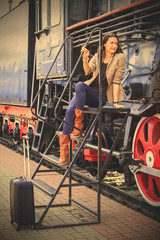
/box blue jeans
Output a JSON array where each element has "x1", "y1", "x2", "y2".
[{"x1": 63, "y1": 82, "x2": 106, "y2": 135}]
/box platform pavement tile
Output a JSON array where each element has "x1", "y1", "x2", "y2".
[
  {"x1": 85, "y1": 237, "x2": 108, "y2": 240},
  {"x1": 122, "y1": 231, "x2": 144, "y2": 239},
  {"x1": 82, "y1": 233, "x2": 108, "y2": 239},
  {"x1": 96, "y1": 230, "x2": 127, "y2": 240},
  {"x1": 99, "y1": 223, "x2": 121, "y2": 231},
  {"x1": 139, "y1": 230, "x2": 160, "y2": 238},
  {"x1": 59, "y1": 234, "x2": 78, "y2": 240},
  {"x1": 95, "y1": 236, "x2": 108, "y2": 240},
  {"x1": 106, "y1": 236, "x2": 128, "y2": 240},
  {"x1": 112, "y1": 227, "x2": 136, "y2": 235},
  {"x1": 71, "y1": 232, "x2": 95, "y2": 239},
  {"x1": 44, "y1": 237, "x2": 71, "y2": 240}
]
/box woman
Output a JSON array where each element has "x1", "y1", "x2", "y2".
[{"x1": 58, "y1": 32, "x2": 126, "y2": 165}]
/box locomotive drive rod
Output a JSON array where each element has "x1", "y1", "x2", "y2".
[{"x1": 129, "y1": 165, "x2": 160, "y2": 178}]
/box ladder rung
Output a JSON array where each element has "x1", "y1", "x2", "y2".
[
  {"x1": 70, "y1": 135, "x2": 84, "y2": 142},
  {"x1": 56, "y1": 131, "x2": 63, "y2": 136},
  {"x1": 34, "y1": 133, "x2": 41, "y2": 137},
  {"x1": 31, "y1": 146, "x2": 39, "y2": 152},
  {"x1": 31, "y1": 179, "x2": 58, "y2": 196}
]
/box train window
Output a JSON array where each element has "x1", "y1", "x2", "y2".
[
  {"x1": 35, "y1": 0, "x2": 43, "y2": 31},
  {"x1": 69, "y1": 0, "x2": 88, "y2": 25},
  {"x1": 92, "y1": 0, "x2": 108, "y2": 17},
  {"x1": 36, "y1": 0, "x2": 60, "y2": 31},
  {"x1": 110, "y1": 0, "x2": 129, "y2": 11},
  {"x1": 41, "y1": 0, "x2": 48, "y2": 28},
  {"x1": 109, "y1": 0, "x2": 139, "y2": 11},
  {"x1": 50, "y1": 0, "x2": 60, "y2": 27}
]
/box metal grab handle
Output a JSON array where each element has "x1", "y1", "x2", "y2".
[
  {"x1": 54, "y1": 27, "x2": 102, "y2": 116},
  {"x1": 22, "y1": 135, "x2": 31, "y2": 181}
]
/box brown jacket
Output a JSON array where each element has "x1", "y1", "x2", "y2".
[{"x1": 84, "y1": 52, "x2": 126, "y2": 103}]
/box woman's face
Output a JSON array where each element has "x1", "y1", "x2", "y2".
[{"x1": 103, "y1": 37, "x2": 118, "y2": 55}]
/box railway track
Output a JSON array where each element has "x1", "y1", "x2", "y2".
[{"x1": 1, "y1": 136, "x2": 160, "y2": 222}]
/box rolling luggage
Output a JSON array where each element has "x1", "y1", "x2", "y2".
[{"x1": 10, "y1": 135, "x2": 35, "y2": 231}]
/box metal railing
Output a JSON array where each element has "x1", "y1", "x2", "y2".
[{"x1": 30, "y1": 36, "x2": 71, "y2": 125}]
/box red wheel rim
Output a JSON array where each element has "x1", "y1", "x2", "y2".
[{"x1": 133, "y1": 115, "x2": 160, "y2": 206}]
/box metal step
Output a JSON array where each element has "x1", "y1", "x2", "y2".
[
  {"x1": 70, "y1": 135, "x2": 84, "y2": 142},
  {"x1": 31, "y1": 179, "x2": 58, "y2": 196},
  {"x1": 63, "y1": 103, "x2": 131, "y2": 114},
  {"x1": 56, "y1": 131, "x2": 84, "y2": 143},
  {"x1": 32, "y1": 146, "x2": 39, "y2": 152},
  {"x1": 40, "y1": 153, "x2": 60, "y2": 164},
  {"x1": 40, "y1": 153, "x2": 81, "y2": 171},
  {"x1": 40, "y1": 153, "x2": 69, "y2": 168},
  {"x1": 63, "y1": 105, "x2": 99, "y2": 114}
]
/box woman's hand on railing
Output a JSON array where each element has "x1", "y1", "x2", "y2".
[{"x1": 81, "y1": 45, "x2": 90, "y2": 60}]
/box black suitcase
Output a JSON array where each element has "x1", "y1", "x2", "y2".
[
  {"x1": 10, "y1": 135, "x2": 35, "y2": 231},
  {"x1": 10, "y1": 178, "x2": 35, "y2": 230}
]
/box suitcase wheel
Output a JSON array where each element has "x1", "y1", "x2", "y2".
[
  {"x1": 11, "y1": 219, "x2": 14, "y2": 224},
  {"x1": 16, "y1": 224, "x2": 21, "y2": 231},
  {"x1": 31, "y1": 223, "x2": 35, "y2": 230}
]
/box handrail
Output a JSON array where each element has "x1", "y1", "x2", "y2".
[
  {"x1": 30, "y1": 27, "x2": 103, "y2": 130},
  {"x1": 54, "y1": 27, "x2": 102, "y2": 116},
  {"x1": 121, "y1": 69, "x2": 131, "y2": 86},
  {"x1": 30, "y1": 36, "x2": 71, "y2": 122}
]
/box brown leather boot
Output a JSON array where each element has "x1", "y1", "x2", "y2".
[
  {"x1": 58, "y1": 134, "x2": 70, "y2": 165},
  {"x1": 71, "y1": 109, "x2": 83, "y2": 136}
]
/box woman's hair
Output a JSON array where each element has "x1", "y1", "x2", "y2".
[{"x1": 98, "y1": 32, "x2": 123, "y2": 59}]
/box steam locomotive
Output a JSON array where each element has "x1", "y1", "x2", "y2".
[{"x1": 0, "y1": 0, "x2": 160, "y2": 207}]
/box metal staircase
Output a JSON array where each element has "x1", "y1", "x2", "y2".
[{"x1": 29, "y1": 28, "x2": 131, "y2": 229}]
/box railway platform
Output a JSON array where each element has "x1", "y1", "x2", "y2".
[{"x1": 0, "y1": 144, "x2": 160, "y2": 240}]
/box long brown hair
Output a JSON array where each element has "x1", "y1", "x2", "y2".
[{"x1": 98, "y1": 32, "x2": 123, "y2": 60}]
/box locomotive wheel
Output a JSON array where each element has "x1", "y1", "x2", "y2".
[{"x1": 132, "y1": 114, "x2": 160, "y2": 206}]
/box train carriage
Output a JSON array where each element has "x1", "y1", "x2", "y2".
[
  {"x1": 0, "y1": 0, "x2": 36, "y2": 142},
  {"x1": 0, "y1": 0, "x2": 160, "y2": 207}
]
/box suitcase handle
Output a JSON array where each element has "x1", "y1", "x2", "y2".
[{"x1": 22, "y1": 135, "x2": 31, "y2": 181}]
